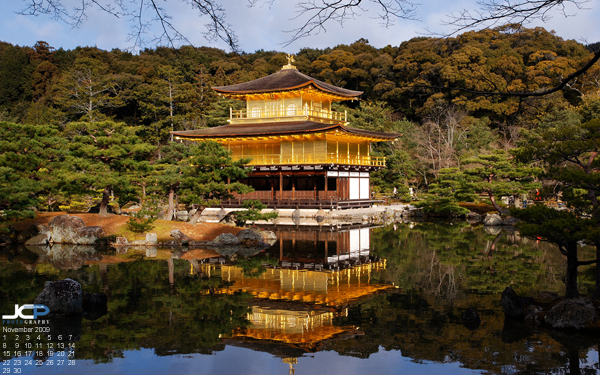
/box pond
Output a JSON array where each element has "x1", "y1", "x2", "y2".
[{"x1": 1, "y1": 222, "x2": 598, "y2": 374}]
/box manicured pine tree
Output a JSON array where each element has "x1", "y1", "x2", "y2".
[
  {"x1": 514, "y1": 114, "x2": 600, "y2": 299},
  {"x1": 62, "y1": 121, "x2": 156, "y2": 215},
  {"x1": 151, "y1": 142, "x2": 193, "y2": 221},
  {"x1": 0, "y1": 122, "x2": 65, "y2": 221},
  {"x1": 178, "y1": 141, "x2": 253, "y2": 211},
  {"x1": 459, "y1": 150, "x2": 541, "y2": 214}
]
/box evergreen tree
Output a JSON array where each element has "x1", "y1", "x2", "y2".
[
  {"x1": 179, "y1": 141, "x2": 253, "y2": 209},
  {"x1": 62, "y1": 121, "x2": 155, "y2": 215},
  {"x1": 460, "y1": 150, "x2": 541, "y2": 214},
  {"x1": 515, "y1": 109, "x2": 600, "y2": 298},
  {"x1": 0, "y1": 122, "x2": 65, "y2": 221}
]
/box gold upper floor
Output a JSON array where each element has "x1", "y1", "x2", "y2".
[
  {"x1": 223, "y1": 136, "x2": 386, "y2": 167},
  {"x1": 228, "y1": 92, "x2": 347, "y2": 125}
]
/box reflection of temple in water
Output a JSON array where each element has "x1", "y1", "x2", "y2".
[
  {"x1": 191, "y1": 225, "x2": 392, "y2": 357},
  {"x1": 261, "y1": 225, "x2": 375, "y2": 268}
]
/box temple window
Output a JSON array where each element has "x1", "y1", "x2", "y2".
[
  {"x1": 266, "y1": 100, "x2": 280, "y2": 116},
  {"x1": 287, "y1": 103, "x2": 297, "y2": 116},
  {"x1": 251, "y1": 105, "x2": 261, "y2": 118}
]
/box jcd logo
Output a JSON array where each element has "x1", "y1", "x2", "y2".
[{"x1": 2, "y1": 304, "x2": 50, "y2": 319}]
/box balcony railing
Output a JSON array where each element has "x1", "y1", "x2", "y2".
[
  {"x1": 232, "y1": 153, "x2": 386, "y2": 167},
  {"x1": 230, "y1": 107, "x2": 347, "y2": 122}
]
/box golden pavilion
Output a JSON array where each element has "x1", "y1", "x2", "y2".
[{"x1": 172, "y1": 56, "x2": 399, "y2": 209}]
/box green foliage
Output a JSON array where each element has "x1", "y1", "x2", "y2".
[
  {"x1": 62, "y1": 121, "x2": 156, "y2": 214},
  {"x1": 514, "y1": 106, "x2": 600, "y2": 298},
  {"x1": 126, "y1": 209, "x2": 157, "y2": 233},
  {"x1": 234, "y1": 200, "x2": 279, "y2": 227},
  {"x1": 235, "y1": 254, "x2": 279, "y2": 278},
  {"x1": 0, "y1": 122, "x2": 65, "y2": 221},
  {"x1": 179, "y1": 141, "x2": 253, "y2": 208},
  {"x1": 415, "y1": 168, "x2": 470, "y2": 216}
]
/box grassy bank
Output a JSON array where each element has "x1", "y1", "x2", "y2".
[{"x1": 12, "y1": 212, "x2": 241, "y2": 243}]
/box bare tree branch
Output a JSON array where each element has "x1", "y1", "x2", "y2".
[
  {"x1": 285, "y1": 0, "x2": 418, "y2": 46},
  {"x1": 433, "y1": 0, "x2": 591, "y2": 38}
]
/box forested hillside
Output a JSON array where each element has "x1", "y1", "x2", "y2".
[{"x1": 1, "y1": 25, "x2": 599, "y2": 207}]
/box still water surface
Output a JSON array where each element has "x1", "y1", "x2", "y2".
[{"x1": 1, "y1": 222, "x2": 598, "y2": 374}]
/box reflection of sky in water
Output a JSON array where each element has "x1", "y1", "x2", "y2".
[{"x1": 18, "y1": 346, "x2": 485, "y2": 375}]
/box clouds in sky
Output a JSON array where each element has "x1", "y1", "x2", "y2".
[{"x1": 0, "y1": 0, "x2": 598, "y2": 53}]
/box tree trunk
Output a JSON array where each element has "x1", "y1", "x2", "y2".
[
  {"x1": 594, "y1": 243, "x2": 600, "y2": 299},
  {"x1": 488, "y1": 192, "x2": 509, "y2": 215},
  {"x1": 99, "y1": 187, "x2": 110, "y2": 216},
  {"x1": 166, "y1": 187, "x2": 175, "y2": 221},
  {"x1": 565, "y1": 243, "x2": 579, "y2": 299}
]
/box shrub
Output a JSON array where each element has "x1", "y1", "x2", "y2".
[{"x1": 127, "y1": 209, "x2": 157, "y2": 233}]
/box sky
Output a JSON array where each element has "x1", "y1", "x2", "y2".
[{"x1": 0, "y1": 0, "x2": 599, "y2": 54}]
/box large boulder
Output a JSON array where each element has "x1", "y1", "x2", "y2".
[
  {"x1": 211, "y1": 233, "x2": 239, "y2": 246},
  {"x1": 237, "y1": 229, "x2": 264, "y2": 247},
  {"x1": 34, "y1": 278, "x2": 83, "y2": 315},
  {"x1": 544, "y1": 298, "x2": 597, "y2": 329},
  {"x1": 170, "y1": 229, "x2": 190, "y2": 245},
  {"x1": 75, "y1": 226, "x2": 106, "y2": 245},
  {"x1": 18, "y1": 224, "x2": 50, "y2": 243},
  {"x1": 484, "y1": 213, "x2": 503, "y2": 226},
  {"x1": 501, "y1": 287, "x2": 534, "y2": 319},
  {"x1": 48, "y1": 215, "x2": 86, "y2": 243},
  {"x1": 25, "y1": 233, "x2": 51, "y2": 246}
]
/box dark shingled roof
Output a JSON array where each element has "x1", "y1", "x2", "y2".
[
  {"x1": 213, "y1": 69, "x2": 362, "y2": 98},
  {"x1": 171, "y1": 121, "x2": 399, "y2": 140}
]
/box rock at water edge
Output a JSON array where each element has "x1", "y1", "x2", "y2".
[
  {"x1": 544, "y1": 298, "x2": 597, "y2": 329},
  {"x1": 48, "y1": 215, "x2": 86, "y2": 244},
  {"x1": 170, "y1": 229, "x2": 190, "y2": 245},
  {"x1": 34, "y1": 278, "x2": 83, "y2": 315},
  {"x1": 484, "y1": 214, "x2": 502, "y2": 226},
  {"x1": 501, "y1": 287, "x2": 533, "y2": 319}
]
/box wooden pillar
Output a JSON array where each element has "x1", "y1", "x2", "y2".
[
  {"x1": 279, "y1": 230, "x2": 283, "y2": 261},
  {"x1": 292, "y1": 177, "x2": 296, "y2": 199},
  {"x1": 324, "y1": 174, "x2": 328, "y2": 198},
  {"x1": 279, "y1": 171, "x2": 283, "y2": 202}
]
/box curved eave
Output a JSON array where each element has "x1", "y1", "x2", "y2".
[
  {"x1": 171, "y1": 122, "x2": 400, "y2": 143},
  {"x1": 216, "y1": 85, "x2": 357, "y2": 102},
  {"x1": 214, "y1": 83, "x2": 360, "y2": 102}
]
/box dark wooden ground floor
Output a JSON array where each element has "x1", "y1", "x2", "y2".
[{"x1": 224, "y1": 170, "x2": 379, "y2": 209}]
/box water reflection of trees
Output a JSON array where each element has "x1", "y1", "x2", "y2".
[
  {"x1": 370, "y1": 222, "x2": 596, "y2": 298},
  {"x1": 327, "y1": 291, "x2": 599, "y2": 374},
  {"x1": 0, "y1": 251, "x2": 251, "y2": 362},
  {"x1": 1, "y1": 224, "x2": 598, "y2": 373}
]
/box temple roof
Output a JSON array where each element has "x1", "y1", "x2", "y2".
[
  {"x1": 171, "y1": 121, "x2": 399, "y2": 140},
  {"x1": 212, "y1": 68, "x2": 362, "y2": 98}
]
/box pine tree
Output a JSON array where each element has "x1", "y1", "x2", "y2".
[
  {"x1": 62, "y1": 121, "x2": 156, "y2": 215},
  {"x1": 0, "y1": 122, "x2": 65, "y2": 221}
]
